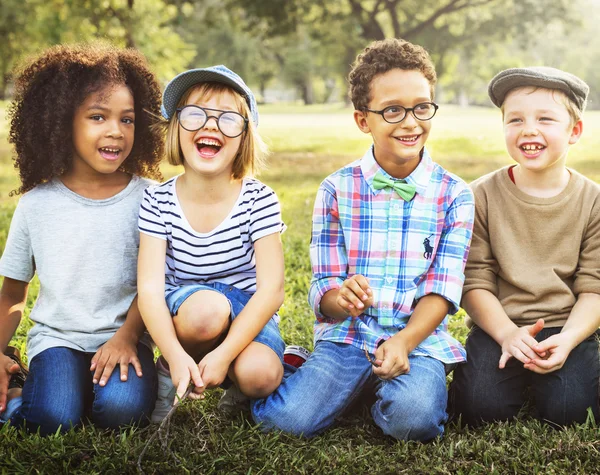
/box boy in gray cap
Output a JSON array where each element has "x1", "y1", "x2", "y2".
[{"x1": 449, "y1": 66, "x2": 600, "y2": 427}]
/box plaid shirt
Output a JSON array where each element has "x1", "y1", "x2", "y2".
[{"x1": 308, "y1": 147, "x2": 474, "y2": 363}]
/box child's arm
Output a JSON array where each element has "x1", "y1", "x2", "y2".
[
  {"x1": 197, "y1": 231, "x2": 285, "y2": 388},
  {"x1": 89, "y1": 296, "x2": 145, "y2": 386},
  {"x1": 137, "y1": 233, "x2": 204, "y2": 400},
  {"x1": 375, "y1": 187, "x2": 474, "y2": 379},
  {"x1": 463, "y1": 289, "x2": 545, "y2": 368},
  {"x1": 319, "y1": 275, "x2": 374, "y2": 320},
  {"x1": 525, "y1": 293, "x2": 600, "y2": 373},
  {"x1": 0, "y1": 277, "x2": 29, "y2": 412}
]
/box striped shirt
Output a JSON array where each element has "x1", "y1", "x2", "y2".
[
  {"x1": 138, "y1": 176, "x2": 285, "y2": 294},
  {"x1": 308, "y1": 147, "x2": 475, "y2": 363}
]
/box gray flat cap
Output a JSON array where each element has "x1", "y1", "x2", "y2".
[{"x1": 488, "y1": 66, "x2": 589, "y2": 111}]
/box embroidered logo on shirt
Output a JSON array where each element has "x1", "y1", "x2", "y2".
[{"x1": 423, "y1": 234, "x2": 433, "y2": 259}]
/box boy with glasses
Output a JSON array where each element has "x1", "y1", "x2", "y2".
[{"x1": 252, "y1": 38, "x2": 475, "y2": 441}]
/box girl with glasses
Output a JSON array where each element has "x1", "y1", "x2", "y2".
[
  {"x1": 138, "y1": 66, "x2": 286, "y2": 421},
  {"x1": 0, "y1": 43, "x2": 164, "y2": 434}
]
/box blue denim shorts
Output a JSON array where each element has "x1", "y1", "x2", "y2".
[{"x1": 165, "y1": 282, "x2": 285, "y2": 362}]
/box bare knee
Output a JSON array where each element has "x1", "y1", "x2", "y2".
[
  {"x1": 233, "y1": 348, "x2": 283, "y2": 398},
  {"x1": 173, "y1": 291, "x2": 230, "y2": 344}
]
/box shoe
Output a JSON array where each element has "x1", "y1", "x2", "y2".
[
  {"x1": 5, "y1": 346, "x2": 28, "y2": 390},
  {"x1": 218, "y1": 385, "x2": 250, "y2": 415},
  {"x1": 150, "y1": 357, "x2": 176, "y2": 424},
  {"x1": 283, "y1": 345, "x2": 310, "y2": 368}
]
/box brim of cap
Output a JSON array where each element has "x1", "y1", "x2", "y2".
[
  {"x1": 161, "y1": 69, "x2": 249, "y2": 119},
  {"x1": 488, "y1": 71, "x2": 573, "y2": 108}
]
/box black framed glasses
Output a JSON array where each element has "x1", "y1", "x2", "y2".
[
  {"x1": 176, "y1": 105, "x2": 248, "y2": 138},
  {"x1": 364, "y1": 102, "x2": 439, "y2": 123}
]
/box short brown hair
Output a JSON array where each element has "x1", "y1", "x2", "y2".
[
  {"x1": 163, "y1": 82, "x2": 267, "y2": 179},
  {"x1": 348, "y1": 38, "x2": 437, "y2": 111}
]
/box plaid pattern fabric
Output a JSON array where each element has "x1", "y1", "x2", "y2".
[{"x1": 308, "y1": 147, "x2": 475, "y2": 363}]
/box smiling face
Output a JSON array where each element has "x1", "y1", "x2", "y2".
[
  {"x1": 71, "y1": 83, "x2": 135, "y2": 177},
  {"x1": 354, "y1": 68, "x2": 434, "y2": 178},
  {"x1": 502, "y1": 87, "x2": 583, "y2": 173},
  {"x1": 178, "y1": 87, "x2": 245, "y2": 179}
]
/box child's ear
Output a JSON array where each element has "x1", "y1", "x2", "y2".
[
  {"x1": 353, "y1": 109, "x2": 371, "y2": 134},
  {"x1": 568, "y1": 119, "x2": 583, "y2": 145}
]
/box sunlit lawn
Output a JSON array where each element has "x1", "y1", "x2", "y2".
[{"x1": 0, "y1": 102, "x2": 599, "y2": 473}]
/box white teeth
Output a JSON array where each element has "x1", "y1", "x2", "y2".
[
  {"x1": 398, "y1": 135, "x2": 418, "y2": 141},
  {"x1": 198, "y1": 138, "x2": 222, "y2": 147},
  {"x1": 521, "y1": 144, "x2": 544, "y2": 151}
]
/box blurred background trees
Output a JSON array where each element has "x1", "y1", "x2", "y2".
[{"x1": 1, "y1": 0, "x2": 598, "y2": 107}]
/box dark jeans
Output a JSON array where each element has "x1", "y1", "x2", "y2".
[
  {"x1": 449, "y1": 326, "x2": 600, "y2": 427},
  {"x1": 10, "y1": 344, "x2": 157, "y2": 436}
]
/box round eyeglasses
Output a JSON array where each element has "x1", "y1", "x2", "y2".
[
  {"x1": 176, "y1": 105, "x2": 248, "y2": 138},
  {"x1": 364, "y1": 102, "x2": 439, "y2": 123}
]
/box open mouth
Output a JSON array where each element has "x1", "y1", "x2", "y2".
[
  {"x1": 99, "y1": 147, "x2": 121, "y2": 160},
  {"x1": 520, "y1": 143, "x2": 546, "y2": 156},
  {"x1": 395, "y1": 134, "x2": 420, "y2": 145},
  {"x1": 196, "y1": 138, "x2": 223, "y2": 157}
]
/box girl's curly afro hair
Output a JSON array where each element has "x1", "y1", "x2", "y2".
[{"x1": 8, "y1": 42, "x2": 164, "y2": 195}]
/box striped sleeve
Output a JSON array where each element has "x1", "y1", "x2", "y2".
[
  {"x1": 249, "y1": 185, "x2": 284, "y2": 242},
  {"x1": 138, "y1": 186, "x2": 167, "y2": 239}
]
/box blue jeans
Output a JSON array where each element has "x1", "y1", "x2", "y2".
[
  {"x1": 9, "y1": 344, "x2": 157, "y2": 436},
  {"x1": 165, "y1": 282, "x2": 285, "y2": 362},
  {"x1": 449, "y1": 326, "x2": 600, "y2": 427},
  {"x1": 251, "y1": 341, "x2": 448, "y2": 441}
]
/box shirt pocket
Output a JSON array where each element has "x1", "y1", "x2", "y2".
[{"x1": 121, "y1": 247, "x2": 139, "y2": 287}]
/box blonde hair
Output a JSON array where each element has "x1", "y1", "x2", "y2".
[
  {"x1": 501, "y1": 87, "x2": 583, "y2": 126},
  {"x1": 163, "y1": 82, "x2": 268, "y2": 179}
]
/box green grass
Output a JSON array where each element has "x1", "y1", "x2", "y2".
[{"x1": 1, "y1": 103, "x2": 599, "y2": 473}]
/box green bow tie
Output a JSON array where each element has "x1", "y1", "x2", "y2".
[{"x1": 372, "y1": 171, "x2": 417, "y2": 201}]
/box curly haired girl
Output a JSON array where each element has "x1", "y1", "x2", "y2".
[{"x1": 0, "y1": 43, "x2": 164, "y2": 435}]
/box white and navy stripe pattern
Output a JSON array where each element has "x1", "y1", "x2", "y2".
[{"x1": 139, "y1": 176, "x2": 285, "y2": 293}]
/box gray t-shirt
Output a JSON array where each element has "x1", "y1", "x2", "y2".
[{"x1": 0, "y1": 176, "x2": 152, "y2": 360}]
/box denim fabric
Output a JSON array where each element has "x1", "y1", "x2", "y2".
[
  {"x1": 449, "y1": 326, "x2": 600, "y2": 427},
  {"x1": 9, "y1": 344, "x2": 157, "y2": 436},
  {"x1": 165, "y1": 282, "x2": 285, "y2": 362},
  {"x1": 251, "y1": 340, "x2": 448, "y2": 441}
]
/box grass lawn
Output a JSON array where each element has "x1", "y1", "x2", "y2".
[{"x1": 0, "y1": 103, "x2": 599, "y2": 473}]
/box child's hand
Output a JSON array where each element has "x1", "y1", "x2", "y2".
[
  {"x1": 524, "y1": 332, "x2": 577, "y2": 374},
  {"x1": 499, "y1": 319, "x2": 546, "y2": 369},
  {"x1": 372, "y1": 338, "x2": 410, "y2": 379},
  {"x1": 0, "y1": 354, "x2": 20, "y2": 412},
  {"x1": 197, "y1": 348, "x2": 232, "y2": 390},
  {"x1": 90, "y1": 332, "x2": 142, "y2": 386},
  {"x1": 337, "y1": 275, "x2": 374, "y2": 318},
  {"x1": 169, "y1": 354, "x2": 205, "y2": 402}
]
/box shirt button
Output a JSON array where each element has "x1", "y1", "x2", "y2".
[
  {"x1": 393, "y1": 203, "x2": 400, "y2": 210},
  {"x1": 386, "y1": 276, "x2": 393, "y2": 284}
]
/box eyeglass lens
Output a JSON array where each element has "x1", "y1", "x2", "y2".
[
  {"x1": 384, "y1": 103, "x2": 437, "y2": 123},
  {"x1": 178, "y1": 106, "x2": 246, "y2": 137}
]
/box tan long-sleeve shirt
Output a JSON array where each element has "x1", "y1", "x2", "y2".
[{"x1": 463, "y1": 166, "x2": 600, "y2": 327}]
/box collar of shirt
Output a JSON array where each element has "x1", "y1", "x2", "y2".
[{"x1": 360, "y1": 146, "x2": 433, "y2": 197}]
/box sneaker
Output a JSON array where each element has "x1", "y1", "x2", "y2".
[
  {"x1": 5, "y1": 346, "x2": 28, "y2": 390},
  {"x1": 218, "y1": 385, "x2": 250, "y2": 415},
  {"x1": 150, "y1": 357, "x2": 176, "y2": 424},
  {"x1": 283, "y1": 345, "x2": 310, "y2": 368}
]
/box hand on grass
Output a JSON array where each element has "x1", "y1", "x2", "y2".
[
  {"x1": 0, "y1": 354, "x2": 20, "y2": 412},
  {"x1": 499, "y1": 319, "x2": 546, "y2": 369},
  {"x1": 372, "y1": 337, "x2": 410, "y2": 379},
  {"x1": 336, "y1": 275, "x2": 374, "y2": 318},
  {"x1": 197, "y1": 348, "x2": 232, "y2": 390},
  {"x1": 524, "y1": 331, "x2": 577, "y2": 374},
  {"x1": 168, "y1": 354, "x2": 204, "y2": 402},
  {"x1": 90, "y1": 331, "x2": 142, "y2": 386}
]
